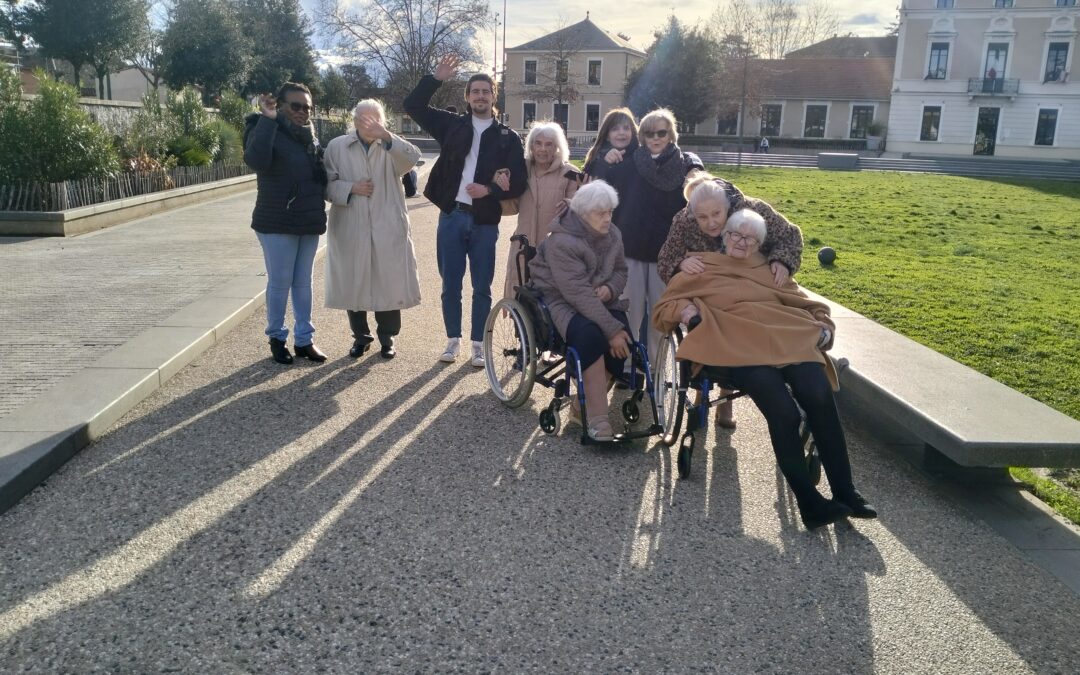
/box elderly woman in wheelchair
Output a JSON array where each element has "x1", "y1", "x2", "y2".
[
  {"x1": 652, "y1": 208, "x2": 877, "y2": 530},
  {"x1": 482, "y1": 180, "x2": 661, "y2": 443}
]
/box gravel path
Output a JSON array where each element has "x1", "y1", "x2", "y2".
[{"x1": 1, "y1": 195, "x2": 1078, "y2": 673}]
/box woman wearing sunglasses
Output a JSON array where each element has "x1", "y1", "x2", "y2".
[
  {"x1": 244, "y1": 82, "x2": 329, "y2": 365},
  {"x1": 605, "y1": 108, "x2": 703, "y2": 371}
]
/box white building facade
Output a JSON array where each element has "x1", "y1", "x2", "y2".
[{"x1": 889, "y1": 0, "x2": 1080, "y2": 158}]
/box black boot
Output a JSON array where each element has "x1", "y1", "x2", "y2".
[
  {"x1": 799, "y1": 497, "x2": 853, "y2": 530},
  {"x1": 294, "y1": 343, "x2": 327, "y2": 362},
  {"x1": 835, "y1": 490, "x2": 878, "y2": 519},
  {"x1": 269, "y1": 338, "x2": 293, "y2": 365},
  {"x1": 349, "y1": 339, "x2": 371, "y2": 358}
]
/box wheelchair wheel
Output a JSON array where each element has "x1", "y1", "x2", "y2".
[
  {"x1": 654, "y1": 332, "x2": 685, "y2": 446},
  {"x1": 799, "y1": 418, "x2": 822, "y2": 485},
  {"x1": 621, "y1": 392, "x2": 641, "y2": 424},
  {"x1": 539, "y1": 405, "x2": 560, "y2": 435},
  {"x1": 677, "y1": 432, "x2": 694, "y2": 479},
  {"x1": 483, "y1": 299, "x2": 537, "y2": 408}
]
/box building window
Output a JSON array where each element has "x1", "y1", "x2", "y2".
[
  {"x1": 850, "y1": 106, "x2": 874, "y2": 139},
  {"x1": 1035, "y1": 109, "x2": 1058, "y2": 146},
  {"x1": 936, "y1": 0, "x2": 953, "y2": 7},
  {"x1": 588, "y1": 60, "x2": 601, "y2": 86},
  {"x1": 1046, "y1": 43, "x2": 1069, "y2": 82},
  {"x1": 928, "y1": 42, "x2": 949, "y2": 79},
  {"x1": 556, "y1": 60, "x2": 568, "y2": 84},
  {"x1": 716, "y1": 110, "x2": 739, "y2": 135},
  {"x1": 804, "y1": 105, "x2": 827, "y2": 137},
  {"x1": 920, "y1": 106, "x2": 941, "y2": 141},
  {"x1": 994, "y1": 0, "x2": 1013, "y2": 7},
  {"x1": 523, "y1": 102, "x2": 536, "y2": 128},
  {"x1": 524, "y1": 60, "x2": 537, "y2": 86},
  {"x1": 553, "y1": 103, "x2": 568, "y2": 129},
  {"x1": 586, "y1": 103, "x2": 600, "y2": 132},
  {"x1": 1056, "y1": 0, "x2": 1076, "y2": 6},
  {"x1": 760, "y1": 104, "x2": 781, "y2": 136}
]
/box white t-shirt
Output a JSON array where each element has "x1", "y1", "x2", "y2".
[{"x1": 455, "y1": 115, "x2": 495, "y2": 204}]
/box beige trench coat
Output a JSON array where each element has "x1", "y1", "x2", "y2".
[
  {"x1": 323, "y1": 132, "x2": 421, "y2": 312},
  {"x1": 502, "y1": 160, "x2": 579, "y2": 299}
]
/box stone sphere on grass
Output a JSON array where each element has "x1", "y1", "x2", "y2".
[{"x1": 818, "y1": 246, "x2": 836, "y2": 266}]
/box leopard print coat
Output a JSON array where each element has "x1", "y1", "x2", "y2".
[{"x1": 656, "y1": 182, "x2": 803, "y2": 283}]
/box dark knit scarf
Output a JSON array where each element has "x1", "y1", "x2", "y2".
[
  {"x1": 281, "y1": 118, "x2": 328, "y2": 186},
  {"x1": 633, "y1": 143, "x2": 686, "y2": 191}
]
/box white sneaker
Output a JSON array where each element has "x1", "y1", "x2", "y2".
[
  {"x1": 470, "y1": 341, "x2": 485, "y2": 368},
  {"x1": 440, "y1": 338, "x2": 460, "y2": 363}
]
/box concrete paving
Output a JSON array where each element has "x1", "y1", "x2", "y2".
[{"x1": 1, "y1": 177, "x2": 1079, "y2": 671}]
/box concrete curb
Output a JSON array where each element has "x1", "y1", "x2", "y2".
[
  {"x1": 0, "y1": 258, "x2": 305, "y2": 514},
  {"x1": 0, "y1": 174, "x2": 257, "y2": 237},
  {"x1": 0, "y1": 157, "x2": 436, "y2": 515}
]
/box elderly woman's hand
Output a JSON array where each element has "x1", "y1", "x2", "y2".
[
  {"x1": 679, "y1": 256, "x2": 705, "y2": 275},
  {"x1": 680, "y1": 303, "x2": 700, "y2": 326},
  {"x1": 594, "y1": 285, "x2": 612, "y2": 303},
  {"x1": 350, "y1": 180, "x2": 374, "y2": 197},
  {"x1": 357, "y1": 115, "x2": 391, "y2": 142},
  {"x1": 770, "y1": 261, "x2": 790, "y2": 287},
  {"x1": 608, "y1": 330, "x2": 632, "y2": 360},
  {"x1": 493, "y1": 169, "x2": 510, "y2": 192}
]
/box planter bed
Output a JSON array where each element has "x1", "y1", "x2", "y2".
[{"x1": 0, "y1": 174, "x2": 256, "y2": 237}]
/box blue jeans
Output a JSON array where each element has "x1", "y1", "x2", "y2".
[
  {"x1": 436, "y1": 209, "x2": 498, "y2": 342},
  {"x1": 256, "y1": 231, "x2": 320, "y2": 346}
]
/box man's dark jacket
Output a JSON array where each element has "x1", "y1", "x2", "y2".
[
  {"x1": 243, "y1": 113, "x2": 328, "y2": 235},
  {"x1": 403, "y1": 75, "x2": 527, "y2": 225}
]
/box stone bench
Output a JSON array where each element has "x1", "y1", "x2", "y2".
[
  {"x1": 810, "y1": 293, "x2": 1080, "y2": 469},
  {"x1": 817, "y1": 153, "x2": 859, "y2": 171}
]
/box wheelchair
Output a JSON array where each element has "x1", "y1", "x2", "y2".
[
  {"x1": 482, "y1": 234, "x2": 663, "y2": 445},
  {"x1": 653, "y1": 316, "x2": 823, "y2": 481}
]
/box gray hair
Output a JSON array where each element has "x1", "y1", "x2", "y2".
[
  {"x1": 684, "y1": 172, "x2": 731, "y2": 214},
  {"x1": 569, "y1": 180, "x2": 619, "y2": 216},
  {"x1": 351, "y1": 98, "x2": 387, "y2": 124},
  {"x1": 725, "y1": 208, "x2": 767, "y2": 242},
  {"x1": 639, "y1": 108, "x2": 678, "y2": 145},
  {"x1": 524, "y1": 121, "x2": 570, "y2": 165}
]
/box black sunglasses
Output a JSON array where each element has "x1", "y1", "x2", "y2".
[
  {"x1": 287, "y1": 102, "x2": 313, "y2": 113},
  {"x1": 643, "y1": 128, "x2": 669, "y2": 139}
]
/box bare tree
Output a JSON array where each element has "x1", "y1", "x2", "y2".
[
  {"x1": 711, "y1": 0, "x2": 840, "y2": 59},
  {"x1": 316, "y1": 0, "x2": 490, "y2": 104}
]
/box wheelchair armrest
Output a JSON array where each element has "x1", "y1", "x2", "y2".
[{"x1": 687, "y1": 315, "x2": 702, "y2": 332}]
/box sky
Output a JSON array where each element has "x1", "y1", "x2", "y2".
[{"x1": 301, "y1": 0, "x2": 899, "y2": 71}]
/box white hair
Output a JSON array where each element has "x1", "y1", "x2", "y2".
[
  {"x1": 725, "y1": 208, "x2": 766, "y2": 242},
  {"x1": 351, "y1": 98, "x2": 387, "y2": 124},
  {"x1": 570, "y1": 180, "x2": 619, "y2": 216},
  {"x1": 639, "y1": 108, "x2": 679, "y2": 145},
  {"x1": 684, "y1": 172, "x2": 731, "y2": 215},
  {"x1": 524, "y1": 121, "x2": 570, "y2": 165}
]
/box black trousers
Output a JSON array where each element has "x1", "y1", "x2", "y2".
[
  {"x1": 347, "y1": 310, "x2": 401, "y2": 347},
  {"x1": 727, "y1": 362, "x2": 855, "y2": 506}
]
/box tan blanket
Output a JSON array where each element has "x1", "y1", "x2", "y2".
[{"x1": 652, "y1": 251, "x2": 838, "y2": 389}]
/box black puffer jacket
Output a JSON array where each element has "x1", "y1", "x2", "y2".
[
  {"x1": 243, "y1": 113, "x2": 328, "y2": 235},
  {"x1": 607, "y1": 146, "x2": 703, "y2": 263},
  {"x1": 403, "y1": 75, "x2": 527, "y2": 225}
]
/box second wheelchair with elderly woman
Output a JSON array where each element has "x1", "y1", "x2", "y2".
[
  {"x1": 652, "y1": 205, "x2": 877, "y2": 530},
  {"x1": 482, "y1": 180, "x2": 662, "y2": 444}
]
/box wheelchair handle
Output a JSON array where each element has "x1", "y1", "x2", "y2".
[
  {"x1": 510, "y1": 234, "x2": 531, "y2": 247},
  {"x1": 687, "y1": 315, "x2": 702, "y2": 332}
]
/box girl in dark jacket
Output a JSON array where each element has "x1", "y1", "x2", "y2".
[
  {"x1": 582, "y1": 107, "x2": 639, "y2": 183},
  {"x1": 243, "y1": 82, "x2": 328, "y2": 365},
  {"x1": 606, "y1": 107, "x2": 703, "y2": 368}
]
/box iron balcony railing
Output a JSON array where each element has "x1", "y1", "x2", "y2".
[{"x1": 967, "y1": 77, "x2": 1019, "y2": 97}]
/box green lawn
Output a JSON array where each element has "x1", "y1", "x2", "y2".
[{"x1": 705, "y1": 166, "x2": 1080, "y2": 423}]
